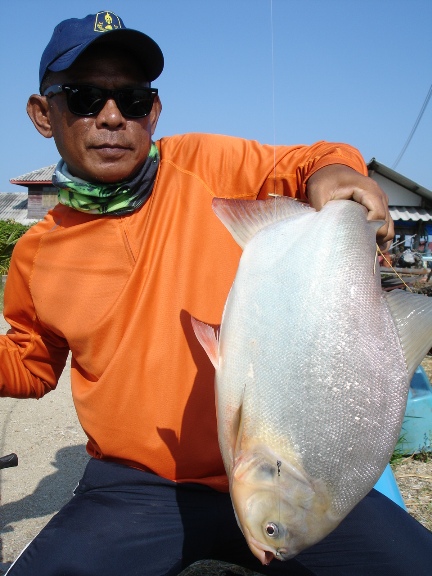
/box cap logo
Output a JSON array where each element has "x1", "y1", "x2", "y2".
[{"x1": 94, "y1": 11, "x2": 122, "y2": 33}]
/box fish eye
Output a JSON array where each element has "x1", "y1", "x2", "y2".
[{"x1": 265, "y1": 522, "x2": 279, "y2": 538}]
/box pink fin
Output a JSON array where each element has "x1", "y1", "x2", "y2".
[
  {"x1": 191, "y1": 316, "x2": 220, "y2": 369},
  {"x1": 212, "y1": 197, "x2": 314, "y2": 248}
]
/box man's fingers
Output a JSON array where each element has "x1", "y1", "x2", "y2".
[
  {"x1": 306, "y1": 165, "x2": 395, "y2": 247},
  {"x1": 352, "y1": 188, "x2": 394, "y2": 247}
]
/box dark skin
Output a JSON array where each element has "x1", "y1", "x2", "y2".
[{"x1": 26, "y1": 44, "x2": 393, "y2": 248}]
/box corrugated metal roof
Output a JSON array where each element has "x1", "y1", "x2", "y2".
[
  {"x1": 0, "y1": 193, "x2": 35, "y2": 224},
  {"x1": 390, "y1": 206, "x2": 432, "y2": 222},
  {"x1": 10, "y1": 164, "x2": 56, "y2": 185}
]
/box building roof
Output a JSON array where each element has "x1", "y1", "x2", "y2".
[
  {"x1": 368, "y1": 158, "x2": 432, "y2": 202},
  {"x1": 10, "y1": 164, "x2": 56, "y2": 186},
  {"x1": 389, "y1": 206, "x2": 432, "y2": 222},
  {"x1": 0, "y1": 193, "x2": 35, "y2": 224}
]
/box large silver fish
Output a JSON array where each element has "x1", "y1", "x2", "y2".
[{"x1": 192, "y1": 198, "x2": 432, "y2": 565}]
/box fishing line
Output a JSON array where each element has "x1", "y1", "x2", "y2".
[
  {"x1": 270, "y1": 0, "x2": 277, "y2": 196},
  {"x1": 376, "y1": 245, "x2": 413, "y2": 293},
  {"x1": 269, "y1": 1, "x2": 283, "y2": 541},
  {"x1": 268, "y1": 0, "x2": 280, "y2": 232}
]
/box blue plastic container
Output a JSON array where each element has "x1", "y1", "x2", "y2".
[
  {"x1": 373, "y1": 365, "x2": 432, "y2": 509},
  {"x1": 398, "y1": 365, "x2": 432, "y2": 454},
  {"x1": 373, "y1": 464, "x2": 406, "y2": 509}
]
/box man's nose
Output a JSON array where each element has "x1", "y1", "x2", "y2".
[{"x1": 95, "y1": 98, "x2": 126, "y2": 128}]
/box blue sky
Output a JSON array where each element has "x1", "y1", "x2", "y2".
[{"x1": 0, "y1": 0, "x2": 431, "y2": 192}]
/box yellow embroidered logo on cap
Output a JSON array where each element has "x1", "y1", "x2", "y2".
[{"x1": 94, "y1": 11, "x2": 122, "y2": 32}]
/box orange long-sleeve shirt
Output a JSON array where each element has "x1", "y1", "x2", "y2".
[{"x1": 0, "y1": 134, "x2": 367, "y2": 490}]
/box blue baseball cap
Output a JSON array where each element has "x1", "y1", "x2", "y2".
[{"x1": 39, "y1": 11, "x2": 164, "y2": 89}]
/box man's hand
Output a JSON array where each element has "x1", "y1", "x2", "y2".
[{"x1": 306, "y1": 164, "x2": 394, "y2": 249}]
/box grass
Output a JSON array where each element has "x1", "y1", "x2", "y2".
[
  {"x1": 391, "y1": 428, "x2": 431, "y2": 465},
  {"x1": 414, "y1": 446, "x2": 431, "y2": 463}
]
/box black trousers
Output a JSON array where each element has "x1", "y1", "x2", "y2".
[{"x1": 7, "y1": 459, "x2": 432, "y2": 576}]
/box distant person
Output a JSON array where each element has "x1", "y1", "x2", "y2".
[{"x1": 1, "y1": 9, "x2": 431, "y2": 576}]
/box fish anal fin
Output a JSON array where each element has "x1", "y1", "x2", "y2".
[
  {"x1": 212, "y1": 197, "x2": 315, "y2": 248},
  {"x1": 191, "y1": 316, "x2": 220, "y2": 369},
  {"x1": 385, "y1": 289, "x2": 432, "y2": 379}
]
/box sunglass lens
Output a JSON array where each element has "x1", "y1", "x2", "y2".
[
  {"x1": 118, "y1": 89, "x2": 154, "y2": 118},
  {"x1": 65, "y1": 86, "x2": 155, "y2": 118},
  {"x1": 68, "y1": 86, "x2": 105, "y2": 116}
]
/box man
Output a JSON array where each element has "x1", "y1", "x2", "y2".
[{"x1": 1, "y1": 10, "x2": 431, "y2": 576}]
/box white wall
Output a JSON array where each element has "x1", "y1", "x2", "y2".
[{"x1": 371, "y1": 173, "x2": 422, "y2": 206}]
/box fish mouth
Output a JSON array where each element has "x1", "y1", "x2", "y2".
[
  {"x1": 274, "y1": 547, "x2": 290, "y2": 560},
  {"x1": 263, "y1": 551, "x2": 275, "y2": 565},
  {"x1": 245, "y1": 531, "x2": 293, "y2": 564},
  {"x1": 245, "y1": 530, "x2": 278, "y2": 565}
]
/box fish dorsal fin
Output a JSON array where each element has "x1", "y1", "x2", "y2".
[
  {"x1": 191, "y1": 316, "x2": 220, "y2": 369},
  {"x1": 212, "y1": 197, "x2": 315, "y2": 248},
  {"x1": 385, "y1": 289, "x2": 432, "y2": 379}
]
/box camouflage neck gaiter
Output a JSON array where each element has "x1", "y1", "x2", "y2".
[{"x1": 52, "y1": 143, "x2": 160, "y2": 216}]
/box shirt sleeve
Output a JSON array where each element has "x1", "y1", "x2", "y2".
[
  {"x1": 0, "y1": 227, "x2": 69, "y2": 399},
  {"x1": 157, "y1": 134, "x2": 368, "y2": 201},
  {"x1": 257, "y1": 140, "x2": 368, "y2": 200}
]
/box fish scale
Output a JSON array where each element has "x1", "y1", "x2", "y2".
[{"x1": 192, "y1": 197, "x2": 432, "y2": 564}]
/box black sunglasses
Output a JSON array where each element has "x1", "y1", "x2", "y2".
[{"x1": 43, "y1": 84, "x2": 158, "y2": 118}]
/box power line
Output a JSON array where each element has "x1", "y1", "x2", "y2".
[{"x1": 392, "y1": 83, "x2": 432, "y2": 170}]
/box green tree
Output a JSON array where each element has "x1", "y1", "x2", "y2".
[{"x1": 0, "y1": 220, "x2": 32, "y2": 274}]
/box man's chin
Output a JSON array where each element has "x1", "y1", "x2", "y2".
[{"x1": 72, "y1": 158, "x2": 140, "y2": 184}]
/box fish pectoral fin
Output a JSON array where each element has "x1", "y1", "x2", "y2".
[
  {"x1": 191, "y1": 316, "x2": 220, "y2": 369},
  {"x1": 212, "y1": 197, "x2": 315, "y2": 248},
  {"x1": 385, "y1": 289, "x2": 432, "y2": 379},
  {"x1": 220, "y1": 403, "x2": 243, "y2": 478}
]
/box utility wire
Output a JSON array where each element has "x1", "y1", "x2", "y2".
[{"x1": 392, "y1": 83, "x2": 432, "y2": 169}]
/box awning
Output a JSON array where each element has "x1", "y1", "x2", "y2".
[{"x1": 389, "y1": 207, "x2": 432, "y2": 222}]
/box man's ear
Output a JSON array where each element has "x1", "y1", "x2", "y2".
[
  {"x1": 149, "y1": 95, "x2": 162, "y2": 136},
  {"x1": 26, "y1": 94, "x2": 53, "y2": 138}
]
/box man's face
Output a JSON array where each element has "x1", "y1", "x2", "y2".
[{"x1": 38, "y1": 47, "x2": 161, "y2": 183}]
